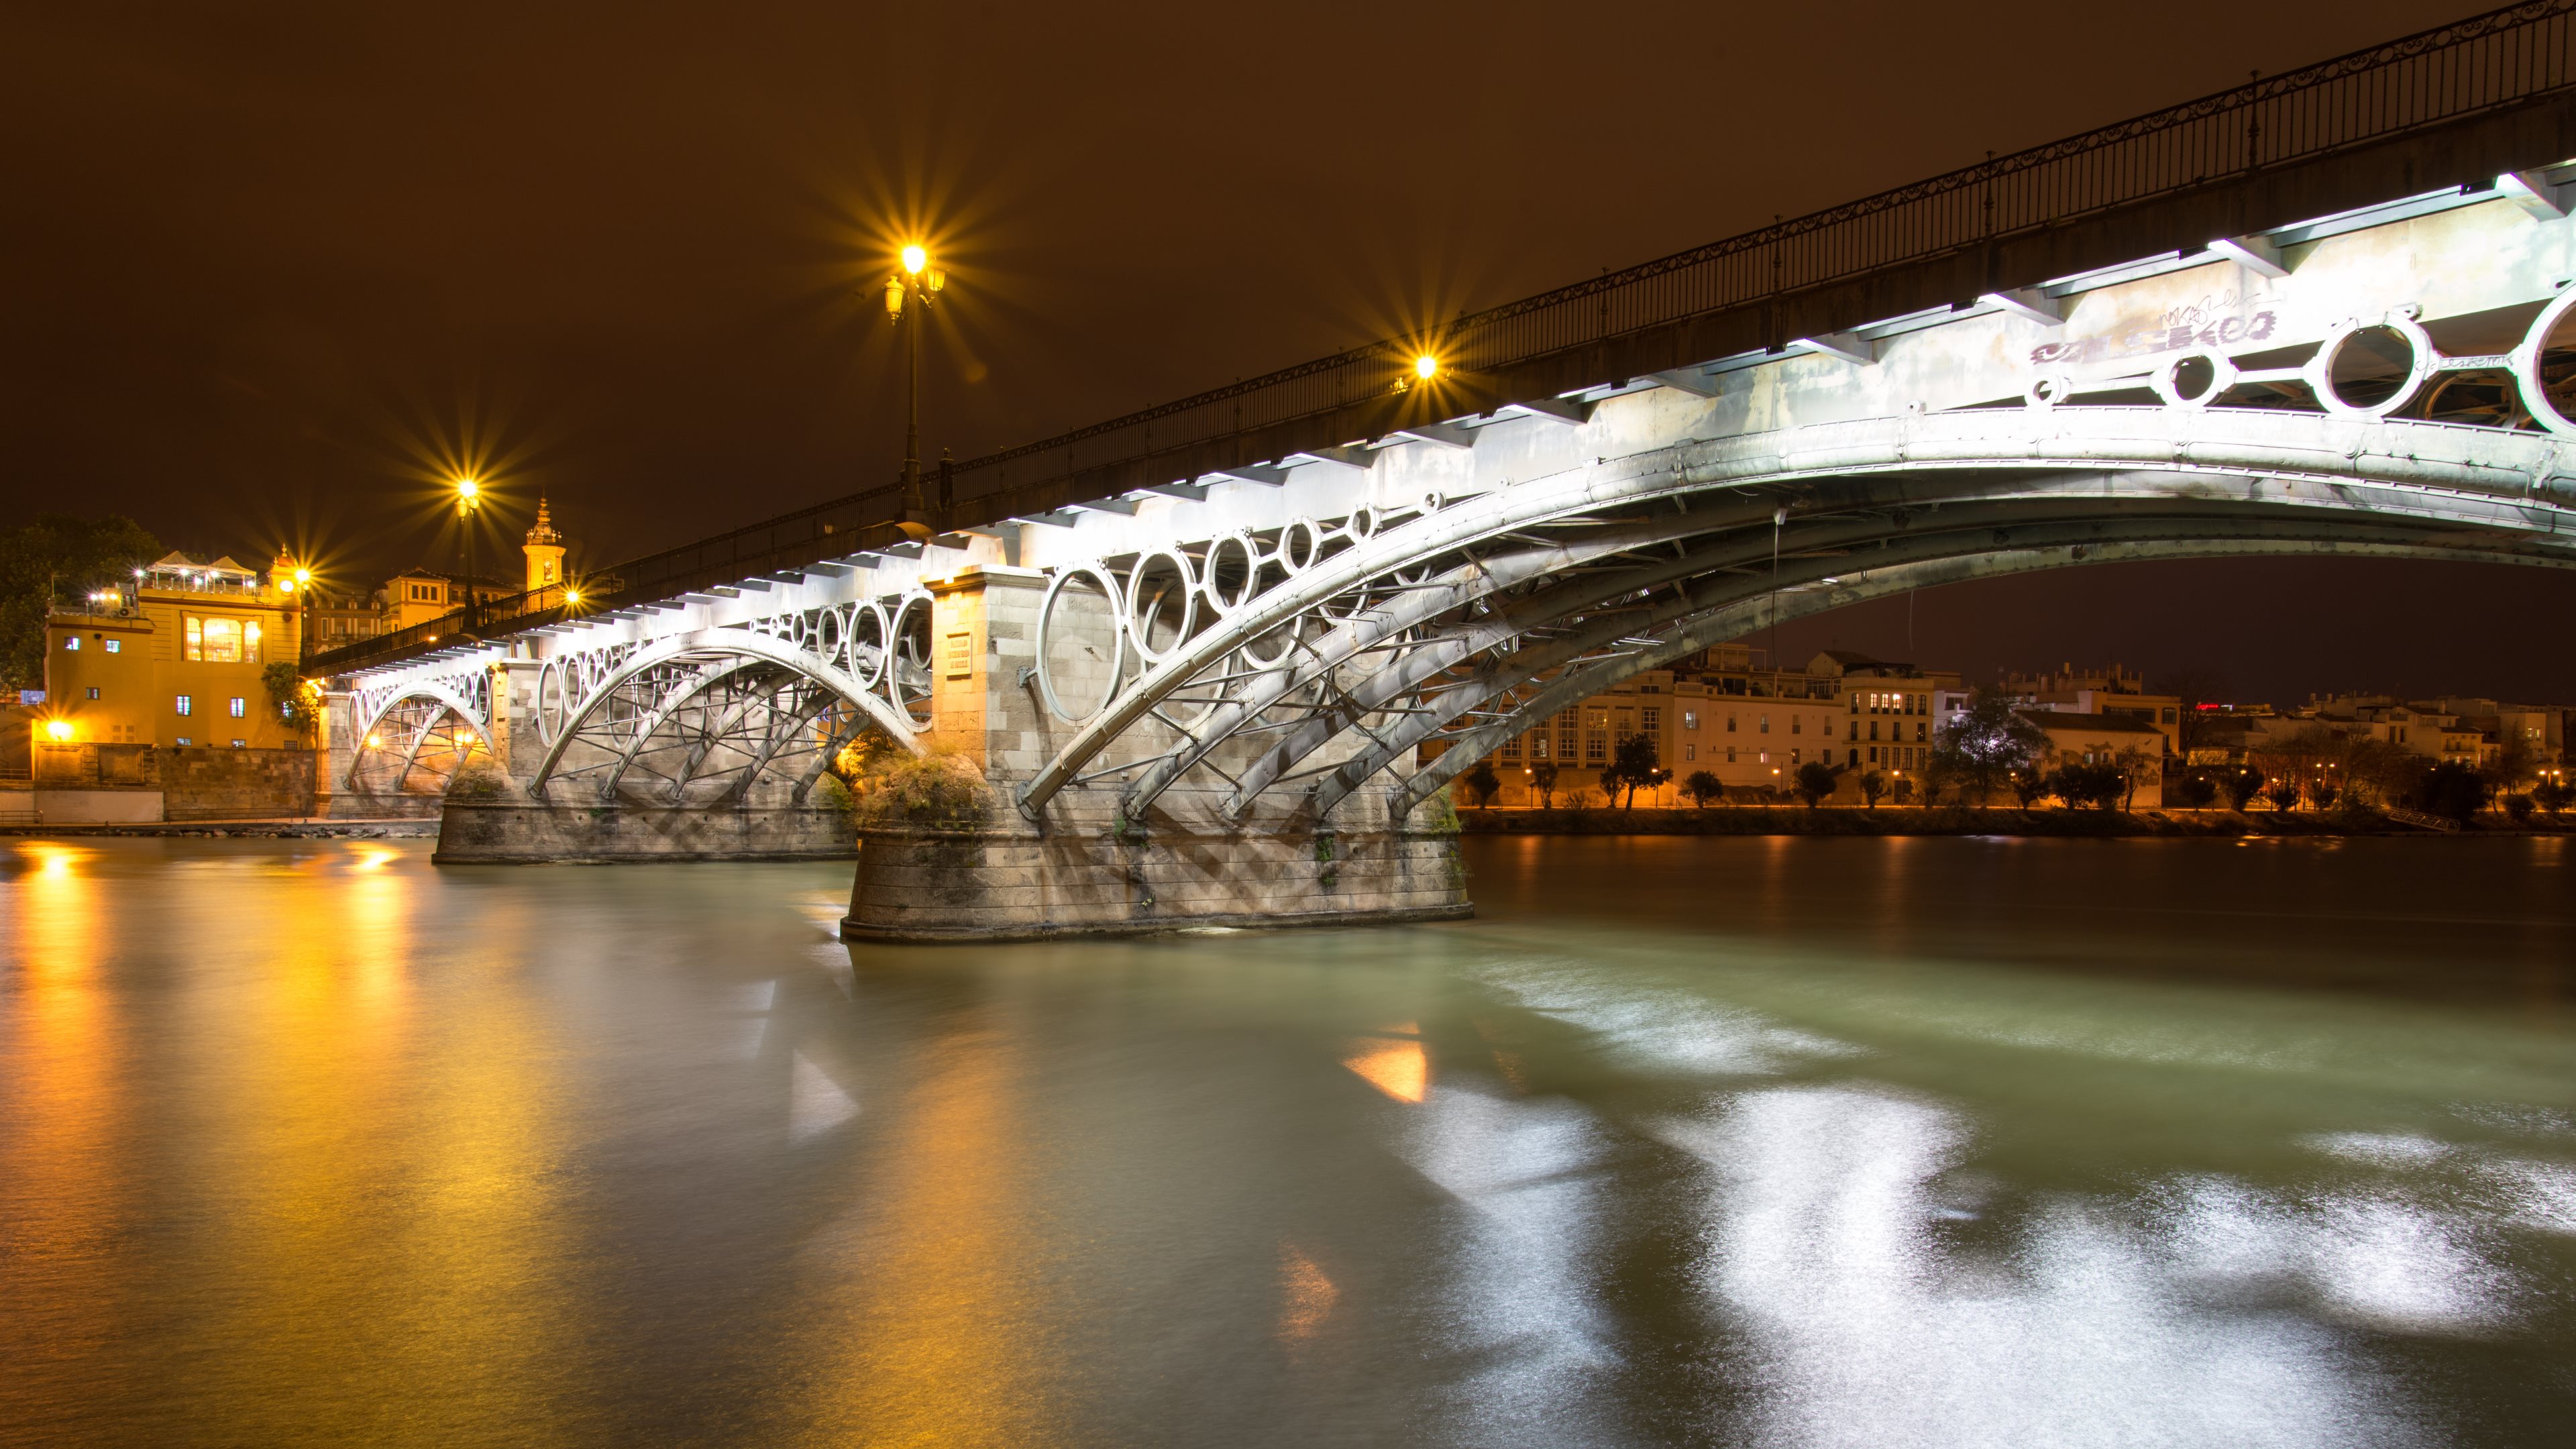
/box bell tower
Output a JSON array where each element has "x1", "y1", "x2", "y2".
[{"x1": 523, "y1": 497, "x2": 566, "y2": 592}]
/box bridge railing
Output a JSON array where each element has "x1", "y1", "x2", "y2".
[{"x1": 310, "y1": 0, "x2": 2576, "y2": 680}]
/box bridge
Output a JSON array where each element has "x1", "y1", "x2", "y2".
[{"x1": 315, "y1": 3, "x2": 2576, "y2": 939}]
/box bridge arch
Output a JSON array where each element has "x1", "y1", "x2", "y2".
[
  {"x1": 345, "y1": 680, "x2": 492, "y2": 794},
  {"x1": 527, "y1": 627, "x2": 926, "y2": 804},
  {"x1": 1012, "y1": 406, "x2": 2576, "y2": 824}
]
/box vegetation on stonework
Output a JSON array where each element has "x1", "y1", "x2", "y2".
[
  {"x1": 1, "y1": 513, "x2": 162, "y2": 689},
  {"x1": 835, "y1": 735, "x2": 994, "y2": 828},
  {"x1": 1415, "y1": 784, "x2": 1462, "y2": 833},
  {"x1": 263, "y1": 662, "x2": 322, "y2": 739}
]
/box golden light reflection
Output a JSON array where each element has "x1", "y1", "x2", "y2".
[
  {"x1": 1279, "y1": 1243, "x2": 1340, "y2": 1343},
  {"x1": 173, "y1": 845, "x2": 576, "y2": 1440},
  {"x1": 795, "y1": 1020, "x2": 1054, "y2": 1441},
  {"x1": 3, "y1": 843, "x2": 123, "y2": 1409},
  {"x1": 1342, "y1": 1023, "x2": 1428, "y2": 1103}
]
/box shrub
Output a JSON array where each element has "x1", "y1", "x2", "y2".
[
  {"x1": 2504, "y1": 792, "x2": 2536, "y2": 824},
  {"x1": 844, "y1": 743, "x2": 994, "y2": 828},
  {"x1": 2171, "y1": 774, "x2": 2218, "y2": 809},
  {"x1": 2413, "y1": 760, "x2": 2492, "y2": 826},
  {"x1": 2221, "y1": 767, "x2": 2265, "y2": 810}
]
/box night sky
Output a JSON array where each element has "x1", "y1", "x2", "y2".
[{"x1": 7, "y1": 1, "x2": 2563, "y2": 705}]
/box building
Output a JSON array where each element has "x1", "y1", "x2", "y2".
[
  {"x1": 42, "y1": 552, "x2": 306, "y2": 752},
  {"x1": 2015, "y1": 709, "x2": 2168, "y2": 806},
  {"x1": 1458, "y1": 647, "x2": 1960, "y2": 806},
  {"x1": 1998, "y1": 663, "x2": 2185, "y2": 757}
]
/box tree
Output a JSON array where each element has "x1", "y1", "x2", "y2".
[
  {"x1": 2112, "y1": 744, "x2": 2158, "y2": 812},
  {"x1": 1682, "y1": 769, "x2": 1723, "y2": 808},
  {"x1": 1792, "y1": 760, "x2": 1837, "y2": 808},
  {"x1": 2303, "y1": 774, "x2": 2339, "y2": 811},
  {"x1": 2535, "y1": 776, "x2": 2574, "y2": 813},
  {"x1": 1602, "y1": 732, "x2": 1668, "y2": 808},
  {"x1": 2221, "y1": 766, "x2": 2264, "y2": 810},
  {"x1": 1858, "y1": 769, "x2": 1886, "y2": 808},
  {"x1": 262, "y1": 662, "x2": 321, "y2": 740},
  {"x1": 2414, "y1": 759, "x2": 2492, "y2": 825},
  {"x1": 2171, "y1": 773, "x2": 2218, "y2": 809},
  {"x1": 1928, "y1": 690, "x2": 2046, "y2": 806},
  {"x1": 2263, "y1": 778, "x2": 2302, "y2": 812},
  {"x1": 2481, "y1": 729, "x2": 2538, "y2": 795},
  {"x1": 1460, "y1": 759, "x2": 1501, "y2": 808},
  {"x1": 2008, "y1": 767, "x2": 2047, "y2": 808},
  {"x1": 1529, "y1": 759, "x2": 1560, "y2": 810},
  {"x1": 1, "y1": 514, "x2": 162, "y2": 689}
]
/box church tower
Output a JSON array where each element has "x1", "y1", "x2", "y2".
[{"x1": 523, "y1": 497, "x2": 567, "y2": 592}]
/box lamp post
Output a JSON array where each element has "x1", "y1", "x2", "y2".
[
  {"x1": 881, "y1": 244, "x2": 946, "y2": 530},
  {"x1": 454, "y1": 478, "x2": 482, "y2": 633}
]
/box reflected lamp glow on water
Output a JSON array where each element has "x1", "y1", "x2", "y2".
[{"x1": 1, "y1": 834, "x2": 2571, "y2": 1446}]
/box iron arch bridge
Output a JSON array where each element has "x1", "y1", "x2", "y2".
[
  {"x1": 1016, "y1": 392, "x2": 2576, "y2": 828},
  {"x1": 345, "y1": 668, "x2": 492, "y2": 796}
]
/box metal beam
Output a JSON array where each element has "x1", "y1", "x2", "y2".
[
  {"x1": 1792, "y1": 333, "x2": 1874, "y2": 366},
  {"x1": 1499, "y1": 398, "x2": 1595, "y2": 427},
  {"x1": 1291, "y1": 445, "x2": 1377, "y2": 472},
  {"x1": 2206, "y1": 235, "x2": 2291, "y2": 278},
  {"x1": 1391, "y1": 423, "x2": 1476, "y2": 450},
  {"x1": 2498, "y1": 170, "x2": 2569, "y2": 221},
  {"x1": 1980, "y1": 288, "x2": 2063, "y2": 326},
  {"x1": 1200, "y1": 464, "x2": 1290, "y2": 487}
]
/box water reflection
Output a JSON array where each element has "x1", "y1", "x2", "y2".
[{"x1": 0, "y1": 835, "x2": 2571, "y2": 1446}]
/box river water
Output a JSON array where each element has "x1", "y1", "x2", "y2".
[{"x1": 2, "y1": 834, "x2": 2571, "y2": 1447}]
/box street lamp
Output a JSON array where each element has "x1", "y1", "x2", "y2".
[
  {"x1": 454, "y1": 478, "x2": 482, "y2": 632},
  {"x1": 881, "y1": 243, "x2": 946, "y2": 531}
]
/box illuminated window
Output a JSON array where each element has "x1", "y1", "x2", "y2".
[
  {"x1": 229, "y1": 697, "x2": 246, "y2": 718},
  {"x1": 1683, "y1": 710, "x2": 1699, "y2": 731},
  {"x1": 62, "y1": 635, "x2": 79, "y2": 651},
  {"x1": 184, "y1": 616, "x2": 202, "y2": 660},
  {"x1": 103, "y1": 638, "x2": 120, "y2": 653},
  {"x1": 175, "y1": 695, "x2": 192, "y2": 716},
  {"x1": 175, "y1": 737, "x2": 191, "y2": 746},
  {"x1": 87, "y1": 687, "x2": 99, "y2": 700},
  {"x1": 244, "y1": 621, "x2": 261, "y2": 662},
  {"x1": 1759, "y1": 714, "x2": 1770, "y2": 734},
  {"x1": 1684, "y1": 743, "x2": 1697, "y2": 761},
  {"x1": 1532, "y1": 733, "x2": 1549, "y2": 759},
  {"x1": 202, "y1": 618, "x2": 243, "y2": 662},
  {"x1": 231, "y1": 739, "x2": 246, "y2": 748}
]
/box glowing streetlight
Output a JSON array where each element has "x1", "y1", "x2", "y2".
[
  {"x1": 453, "y1": 478, "x2": 484, "y2": 633},
  {"x1": 45, "y1": 718, "x2": 73, "y2": 741},
  {"x1": 879, "y1": 242, "x2": 948, "y2": 531},
  {"x1": 562, "y1": 587, "x2": 581, "y2": 606},
  {"x1": 1414, "y1": 353, "x2": 1440, "y2": 381}
]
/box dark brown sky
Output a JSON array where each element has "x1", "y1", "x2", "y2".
[{"x1": 7, "y1": 1, "x2": 2563, "y2": 704}]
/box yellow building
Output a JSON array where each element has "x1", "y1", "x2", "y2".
[{"x1": 40, "y1": 553, "x2": 306, "y2": 751}]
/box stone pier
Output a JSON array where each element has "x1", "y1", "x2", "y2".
[{"x1": 839, "y1": 566, "x2": 1472, "y2": 942}]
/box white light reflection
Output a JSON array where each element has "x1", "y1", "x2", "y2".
[
  {"x1": 791, "y1": 1051, "x2": 859, "y2": 1142},
  {"x1": 1401, "y1": 1087, "x2": 1619, "y2": 1446},
  {"x1": 1477, "y1": 957, "x2": 1858, "y2": 1074},
  {"x1": 1662, "y1": 1087, "x2": 2429, "y2": 1449}
]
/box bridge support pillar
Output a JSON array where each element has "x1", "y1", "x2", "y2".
[{"x1": 841, "y1": 566, "x2": 1471, "y2": 943}]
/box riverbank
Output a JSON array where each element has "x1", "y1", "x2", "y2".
[
  {"x1": 0, "y1": 818, "x2": 439, "y2": 840},
  {"x1": 1458, "y1": 806, "x2": 2568, "y2": 837}
]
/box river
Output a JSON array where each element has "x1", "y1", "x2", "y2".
[{"x1": 2, "y1": 834, "x2": 2571, "y2": 1446}]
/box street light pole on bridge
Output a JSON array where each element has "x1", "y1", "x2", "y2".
[{"x1": 883, "y1": 244, "x2": 945, "y2": 533}]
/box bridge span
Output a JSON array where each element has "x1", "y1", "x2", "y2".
[{"x1": 315, "y1": 4, "x2": 2576, "y2": 938}]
